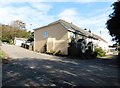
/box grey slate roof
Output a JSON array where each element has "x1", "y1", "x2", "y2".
[
  {"x1": 39, "y1": 19, "x2": 94, "y2": 37},
  {"x1": 35, "y1": 19, "x2": 107, "y2": 43},
  {"x1": 92, "y1": 33, "x2": 108, "y2": 43}
]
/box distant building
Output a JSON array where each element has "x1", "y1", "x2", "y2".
[{"x1": 14, "y1": 37, "x2": 27, "y2": 46}]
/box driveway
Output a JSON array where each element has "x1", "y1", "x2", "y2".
[{"x1": 1, "y1": 44, "x2": 120, "y2": 87}]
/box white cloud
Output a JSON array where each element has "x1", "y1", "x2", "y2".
[
  {"x1": 59, "y1": 8, "x2": 78, "y2": 16},
  {"x1": 0, "y1": 2, "x2": 115, "y2": 44},
  {"x1": 0, "y1": 2, "x2": 55, "y2": 30},
  {"x1": 58, "y1": 8, "x2": 114, "y2": 44},
  {"x1": 29, "y1": 2, "x2": 52, "y2": 14},
  {"x1": 0, "y1": 2, "x2": 12, "y2": 7},
  {"x1": 58, "y1": 8, "x2": 79, "y2": 22}
]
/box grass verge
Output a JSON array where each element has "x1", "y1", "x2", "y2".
[{"x1": 0, "y1": 49, "x2": 5, "y2": 59}]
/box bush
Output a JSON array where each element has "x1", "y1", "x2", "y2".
[
  {"x1": 91, "y1": 52, "x2": 97, "y2": 58},
  {"x1": 94, "y1": 47, "x2": 106, "y2": 57},
  {"x1": 54, "y1": 50, "x2": 64, "y2": 56},
  {"x1": 9, "y1": 40, "x2": 14, "y2": 44},
  {"x1": 118, "y1": 47, "x2": 120, "y2": 53},
  {"x1": 49, "y1": 50, "x2": 55, "y2": 55},
  {"x1": 2, "y1": 39, "x2": 13, "y2": 44}
]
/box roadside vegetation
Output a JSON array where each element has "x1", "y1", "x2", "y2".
[
  {"x1": 0, "y1": 49, "x2": 5, "y2": 59},
  {"x1": 94, "y1": 47, "x2": 106, "y2": 58},
  {"x1": 0, "y1": 20, "x2": 33, "y2": 44},
  {"x1": 106, "y1": 1, "x2": 120, "y2": 64},
  {"x1": 1, "y1": 24, "x2": 29, "y2": 44}
]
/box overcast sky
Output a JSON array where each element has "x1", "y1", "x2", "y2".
[{"x1": 0, "y1": 0, "x2": 116, "y2": 45}]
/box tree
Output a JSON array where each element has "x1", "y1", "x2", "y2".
[
  {"x1": 27, "y1": 31, "x2": 34, "y2": 42},
  {"x1": 106, "y1": 1, "x2": 120, "y2": 44},
  {"x1": 10, "y1": 20, "x2": 26, "y2": 30},
  {"x1": 2, "y1": 25, "x2": 14, "y2": 43},
  {"x1": 106, "y1": 1, "x2": 120, "y2": 65},
  {"x1": 1, "y1": 24, "x2": 30, "y2": 43}
]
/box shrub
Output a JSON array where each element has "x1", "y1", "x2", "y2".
[
  {"x1": 118, "y1": 47, "x2": 120, "y2": 53},
  {"x1": 9, "y1": 40, "x2": 14, "y2": 44},
  {"x1": 49, "y1": 50, "x2": 55, "y2": 55},
  {"x1": 91, "y1": 52, "x2": 98, "y2": 58},
  {"x1": 94, "y1": 47, "x2": 106, "y2": 57},
  {"x1": 54, "y1": 50, "x2": 64, "y2": 56},
  {"x1": 2, "y1": 39, "x2": 13, "y2": 44}
]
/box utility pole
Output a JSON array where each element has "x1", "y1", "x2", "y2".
[
  {"x1": 30, "y1": 23, "x2": 33, "y2": 32},
  {"x1": 100, "y1": 30, "x2": 101, "y2": 37},
  {"x1": 13, "y1": 21, "x2": 16, "y2": 44}
]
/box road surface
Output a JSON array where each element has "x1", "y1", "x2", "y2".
[{"x1": 1, "y1": 44, "x2": 120, "y2": 87}]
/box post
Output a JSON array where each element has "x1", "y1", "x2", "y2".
[
  {"x1": 100, "y1": 30, "x2": 101, "y2": 37},
  {"x1": 13, "y1": 21, "x2": 16, "y2": 44},
  {"x1": 30, "y1": 24, "x2": 32, "y2": 30}
]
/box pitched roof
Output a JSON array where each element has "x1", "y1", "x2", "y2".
[
  {"x1": 35, "y1": 19, "x2": 93, "y2": 37},
  {"x1": 92, "y1": 33, "x2": 108, "y2": 43},
  {"x1": 35, "y1": 19, "x2": 107, "y2": 43},
  {"x1": 58, "y1": 20, "x2": 92, "y2": 37}
]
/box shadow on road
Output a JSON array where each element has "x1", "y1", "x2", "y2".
[{"x1": 2, "y1": 57, "x2": 120, "y2": 87}]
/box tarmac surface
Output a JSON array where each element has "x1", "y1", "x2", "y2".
[{"x1": 1, "y1": 44, "x2": 120, "y2": 87}]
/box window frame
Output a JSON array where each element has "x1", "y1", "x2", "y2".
[{"x1": 44, "y1": 31, "x2": 48, "y2": 38}]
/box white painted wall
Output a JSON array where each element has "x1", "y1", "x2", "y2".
[
  {"x1": 86, "y1": 38, "x2": 109, "y2": 52},
  {"x1": 15, "y1": 40, "x2": 26, "y2": 46},
  {"x1": 98, "y1": 40, "x2": 109, "y2": 52}
]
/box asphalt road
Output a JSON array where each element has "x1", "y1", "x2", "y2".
[{"x1": 1, "y1": 44, "x2": 120, "y2": 87}]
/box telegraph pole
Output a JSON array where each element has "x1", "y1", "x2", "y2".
[
  {"x1": 100, "y1": 30, "x2": 101, "y2": 37},
  {"x1": 30, "y1": 23, "x2": 33, "y2": 32}
]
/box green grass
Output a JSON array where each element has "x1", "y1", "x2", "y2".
[
  {"x1": 105, "y1": 55, "x2": 113, "y2": 58},
  {"x1": 0, "y1": 49, "x2": 5, "y2": 59},
  {"x1": 100, "y1": 55, "x2": 114, "y2": 60}
]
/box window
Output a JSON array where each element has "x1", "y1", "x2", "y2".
[
  {"x1": 44, "y1": 31, "x2": 48, "y2": 38},
  {"x1": 71, "y1": 32, "x2": 75, "y2": 38}
]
